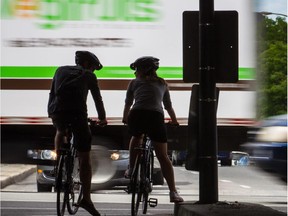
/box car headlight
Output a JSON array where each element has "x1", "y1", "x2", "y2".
[
  {"x1": 27, "y1": 149, "x2": 57, "y2": 160},
  {"x1": 111, "y1": 152, "x2": 120, "y2": 161},
  {"x1": 110, "y1": 151, "x2": 129, "y2": 161},
  {"x1": 41, "y1": 150, "x2": 57, "y2": 160}
]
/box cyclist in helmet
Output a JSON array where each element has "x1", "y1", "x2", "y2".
[
  {"x1": 122, "y1": 56, "x2": 184, "y2": 203},
  {"x1": 48, "y1": 50, "x2": 107, "y2": 216}
]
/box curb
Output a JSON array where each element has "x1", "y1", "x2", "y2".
[{"x1": 0, "y1": 165, "x2": 36, "y2": 189}]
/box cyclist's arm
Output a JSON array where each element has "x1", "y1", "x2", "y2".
[
  {"x1": 88, "y1": 73, "x2": 106, "y2": 121},
  {"x1": 122, "y1": 80, "x2": 134, "y2": 124},
  {"x1": 166, "y1": 107, "x2": 179, "y2": 125},
  {"x1": 163, "y1": 86, "x2": 179, "y2": 125},
  {"x1": 122, "y1": 105, "x2": 131, "y2": 124}
]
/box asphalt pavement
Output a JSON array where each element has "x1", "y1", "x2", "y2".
[{"x1": 1, "y1": 163, "x2": 286, "y2": 216}]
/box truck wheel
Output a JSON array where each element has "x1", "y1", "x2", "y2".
[{"x1": 37, "y1": 182, "x2": 53, "y2": 192}]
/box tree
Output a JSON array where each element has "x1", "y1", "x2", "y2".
[{"x1": 256, "y1": 17, "x2": 287, "y2": 119}]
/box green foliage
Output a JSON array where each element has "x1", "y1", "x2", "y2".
[{"x1": 257, "y1": 17, "x2": 287, "y2": 119}]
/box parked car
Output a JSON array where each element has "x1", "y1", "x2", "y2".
[
  {"x1": 171, "y1": 150, "x2": 187, "y2": 166},
  {"x1": 241, "y1": 114, "x2": 287, "y2": 181},
  {"x1": 172, "y1": 150, "x2": 249, "y2": 167},
  {"x1": 28, "y1": 145, "x2": 164, "y2": 192}
]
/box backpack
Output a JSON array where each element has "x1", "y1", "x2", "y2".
[
  {"x1": 48, "y1": 68, "x2": 85, "y2": 116},
  {"x1": 56, "y1": 70, "x2": 85, "y2": 97}
]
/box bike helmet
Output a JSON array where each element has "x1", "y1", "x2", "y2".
[
  {"x1": 130, "y1": 56, "x2": 159, "y2": 71},
  {"x1": 75, "y1": 51, "x2": 103, "y2": 70}
]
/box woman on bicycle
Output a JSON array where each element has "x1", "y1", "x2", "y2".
[{"x1": 122, "y1": 56, "x2": 184, "y2": 203}]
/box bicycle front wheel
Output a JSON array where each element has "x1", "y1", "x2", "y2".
[
  {"x1": 67, "y1": 151, "x2": 83, "y2": 215},
  {"x1": 131, "y1": 155, "x2": 142, "y2": 216},
  {"x1": 56, "y1": 155, "x2": 67, "y2": 216}
]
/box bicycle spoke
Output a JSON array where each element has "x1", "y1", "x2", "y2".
[
  {"x1": 67, "y1": 150, "x2": 83, "y2": 215},
  {"x1": 131, "y1": 156, "x2": 141, "y2": 216},
  {"x1": 142, "y1": 146, "x2": 154, "y2": 214},
  {"x1": 56, "y1": 156, "x2": 67, "y2": 216}
]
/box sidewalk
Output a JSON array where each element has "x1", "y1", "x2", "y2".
[
  {"x1": 0, "y1": 163, "x2": 36, "y2": 189},
  {"x1": 174, "y1": 201, "x2": 286, "y2": 216}
]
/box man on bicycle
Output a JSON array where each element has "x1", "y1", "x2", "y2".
[{"x1": 48, "y1": 50, "x2": 107, "y2": 216}]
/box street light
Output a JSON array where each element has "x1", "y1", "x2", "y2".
[{"x1": 259, "y1": 11, "x2": 287, "y2": 17}]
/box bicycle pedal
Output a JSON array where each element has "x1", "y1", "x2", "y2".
[{"x1": 148, "y1": 198, "x2": 158, "y2": 207}]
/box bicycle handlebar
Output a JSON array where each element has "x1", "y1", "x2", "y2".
[
  {"x1": 122, "y1": 119, "x2": 179, "y2": 127},
  {"x1": 88, "y1": 118, "x2": 107, "y2": 127},
  {"x1": 166, "y1": 120, "x2": 179, "y2": 127}
]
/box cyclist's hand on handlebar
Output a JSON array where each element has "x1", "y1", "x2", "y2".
[
  {"x1": 122, "y1": 119, "x2": 127, "y2": 125},
  {"x1": 88, "y1": 118, "x2": 107, "y2": 127},
  {"x1": 97, "y1": 119, "x2": 107, "y2": 127},
  {"x1": 167, "y1": 120, "x2": 179, "y2": 127}
]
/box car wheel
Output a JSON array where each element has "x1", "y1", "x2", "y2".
[
  {"x1": 220, "y1": 159, "x2": 232, "y2": 166},
  {"x1": 172, "y1": 157, "x2": 183, "y2": 166},
  {"x1": 37, "y1": 182, "x2": 53, "y2": 192},
  {"x1": 153, "y1": 170, "x2": 164, "y2": 185},
  {"x1": 176, "y1": 160, "x2": 183, "y2": 166}
]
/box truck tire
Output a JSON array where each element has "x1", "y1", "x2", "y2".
[{"x1": 37, "y1": 182, "x2": 53, "y2": 192}]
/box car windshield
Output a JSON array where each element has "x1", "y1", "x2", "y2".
[{"x1": 260, "y1": 114, "x2": 288, "y2": 127}]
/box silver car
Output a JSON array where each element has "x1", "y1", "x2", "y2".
[{"x1": 29, "y1": 145, "x2": 164, "y2": 192}]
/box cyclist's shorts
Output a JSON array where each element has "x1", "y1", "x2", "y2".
[
  {"x1": 51, "y1": 113, "x2": 92, "y2": 152},
  {"x1": 128, "y1": 109, "x2": 167, "y2": 143}
]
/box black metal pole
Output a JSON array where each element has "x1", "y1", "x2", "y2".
[{"x1": 198, "y1": 0, "x2": 219, "y2": 203}]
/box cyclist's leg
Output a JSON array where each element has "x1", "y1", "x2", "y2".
[
  {"x1": 153, "y1": 142, "x2": 183, "y2": 202},
  {"x1": 126, "y1": 109, "x2": 145, "y2": 177},
  {"x1": 148, "y1": 111, "x2": 183, "y2": 203},
  {"x1": 72, "y1": 117, "x2": 92, "y2": 202},
  {"x1": 153, "y1": 142, "x2": 176, "y2": 191},
  {"x1": 126, "y1": 135, "x2": 143, "y2": 177},
  {"x1": 54, "y1": 130, "x2": 65, "y2": 151},
  {"x1": 72, "y1": 116, "x2": 100, "y2": 215},
  {"x1": 78, "y1": 151, "x2": 92, "y2": 202},
  {"x1": 51, "y1": 115, "x2": 69, "y2": 151}
]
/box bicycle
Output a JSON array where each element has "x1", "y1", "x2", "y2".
[
  {"x1": 55, "y1": 125, "x2": 83, "y2": 216},
  {"x1": 127, "y1": 134, "x2": 158, "y2": 216}
]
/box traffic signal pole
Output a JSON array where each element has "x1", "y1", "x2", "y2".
[{"x1": 198, "y1": 0, "x2": 219, "y2": 203}]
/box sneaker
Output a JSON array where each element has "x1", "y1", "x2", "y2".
[
  {"x1": 79, "y1": 199, "x2": 101, "y2": 216},
  {"x1": 169, "y1": 191, "x2": 184, "y2": 203}
]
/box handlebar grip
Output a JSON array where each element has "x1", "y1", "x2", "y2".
[
  {"x1": 88, "y1": 118, "x2": 107, "y2": 127},
  {"x1": 167, "y1": 121, "x2": 179, "y2": 127}
]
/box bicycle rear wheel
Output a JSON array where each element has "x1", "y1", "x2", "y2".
[
  {"x1": 56, "y1": 155, "x2": 67, "y2": 216},
  {"x1": 131, "y1": 155, "x2": 142, "y2": 216},
  {"x1": 67, "y1": 150, "x2": 83, "y2": 215},
  {"x1": 142, "y1": 149, "x2": 153, "y2": 214}
]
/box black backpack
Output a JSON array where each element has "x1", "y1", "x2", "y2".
[{"x1": 48, "y1": 68, "x2": 85, "y2": 116}]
